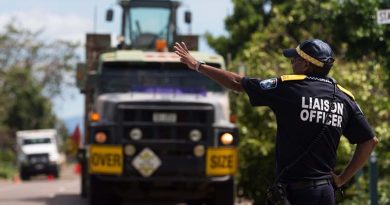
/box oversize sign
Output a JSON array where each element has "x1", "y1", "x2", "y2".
[
  {"x1": 89, "y1": 145, "x2": 123, "y2": 174},
  {"x1": 206, "y1": 147, "x2": 237, "y2": 176},
  {"x1": 377, "y1": 9, "x2": 390, "y2": 25}
]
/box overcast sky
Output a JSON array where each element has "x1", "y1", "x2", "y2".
[{"x1": 0, "y1": 0, "x2": 233, "y2": 119}]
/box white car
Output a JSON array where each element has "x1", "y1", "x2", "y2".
[{"x1": 16, "y1": 129, "x2": 62, "y2": 180}]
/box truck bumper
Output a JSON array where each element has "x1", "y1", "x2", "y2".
[
  {"x1": 21, "y1": 162, "x2": 58, "y2": 175},
  {"x1": 90, "y1": 174, "x2": 233, "y2": 200}
]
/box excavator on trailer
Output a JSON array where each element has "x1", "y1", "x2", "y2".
[{"x1": 76, "y1": 1, "x2": 238, "y2": 204}]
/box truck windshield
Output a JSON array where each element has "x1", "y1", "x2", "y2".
[
  {"x1": 98, "y1": 62, "x2": 224, "y2": 95},
  {"x1": 127, "y1": 7, "x2": 171, "y2": 47},
  {"x1": 23, "y1": 138, "x2": 51, "y2": 145}
]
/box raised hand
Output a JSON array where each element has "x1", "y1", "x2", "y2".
[{"x1": 174, "y1": 42, "x2": 197, "y2": 70}]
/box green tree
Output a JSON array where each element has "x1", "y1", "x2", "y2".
[
  {"x1": 0, "y1": 21, "x2": 78, "y2": 130},
  {"x1": 206, "y1": 0, "x2": 269, "y2": 59},
  {"x1": 208, "y1": 0, "x2": 390, "y2": 66},
  {"x1": 0, "y1": 21, "x2": 79, "y2": 96},
  {"x1": 208, "y1": 0, "x2": 390, "y2": 204},
  {"x1": 2, "y1": 67, "x2": 56, "y2": 131},
  {"x1": 0, "y1": 21, "x2": 79, "y2": 177}
]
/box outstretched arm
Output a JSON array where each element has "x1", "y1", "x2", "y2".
[
  {"x1": 174, "y1": 42, "x2": 244, "y2": 92},
  {"x1": 332, "y1": 136, "x2": 379, "y2": 187}
]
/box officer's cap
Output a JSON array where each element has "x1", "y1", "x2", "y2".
[{"x1": 283, "y1": 39, "x2": 335, "y2": 69}]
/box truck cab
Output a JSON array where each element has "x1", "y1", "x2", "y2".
[
  {"x1": 16, "y1": 129, "x2": 62, "y2": 180},
  {"x1": 77, "y1": 1, "x2": 238, "y2": 204}
]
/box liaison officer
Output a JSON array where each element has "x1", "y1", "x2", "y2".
[{"x1": 174, "y1": 39, "x2": 378, "y2": 205}]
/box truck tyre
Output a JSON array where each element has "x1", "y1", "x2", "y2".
[
  {"x1": 53, "y1": 166, "x2": 60, "y2": 179},
  {"x1": 80, "y1": 163, "x2": 87, "y2": 198},
  {"x1": 210, "y1": 178, "x2": 235, "y2": 205},
  {"x1": 78, "y1": 149, "x2": 87, "y2": 198},
  {"x1": 88, "y1": 176, "x2": 121, "y2": 205},
  {"x1": 20, "y1": 170, "x2": 30, "y2": 181}
]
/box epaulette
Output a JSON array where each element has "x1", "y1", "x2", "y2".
[
  {"x1": 280, "y1": 75, "x2": 307, "y2": 82},
  {"x1": 337, "y1": 85, "x2": 355, "y2": 100}
]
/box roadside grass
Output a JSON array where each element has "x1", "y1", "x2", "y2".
[
  {"x1": 0, "y1": 149, "x2": 17, "y2": 179},
  {"x1": 0, "y1": 162, "x2": 17, "y2": 179}
]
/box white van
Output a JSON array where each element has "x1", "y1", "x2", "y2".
[{"x1": 16, "y1": 129, "x2": 62, "y2": 180}]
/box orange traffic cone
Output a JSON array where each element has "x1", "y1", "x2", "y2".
[{"x1": 13, "y1": 175, "x2": 21, "y2": 184}]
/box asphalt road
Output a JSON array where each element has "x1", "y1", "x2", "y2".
[
  {"x1": 0, "y1": 164, "x2": 85, "y2": 205},
  {"x1": 0, "y1": 164, "x2": 252, "y2": 205}
]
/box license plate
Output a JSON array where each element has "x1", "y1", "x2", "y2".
[
  {"x1": 35, "y1": 164, "x2": 44, "y2": 170},
  {"x1": 206, "y1": 147, "x2": 238, "y2": 176},
  {"x1": 89, "y1": 145, "x2": 123, "y2": 175},
  {"x1": 153, "y1": 112, "x2": 177, "y2": 123}
]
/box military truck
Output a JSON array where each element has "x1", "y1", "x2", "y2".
[{"x1": 76, "y1": 0, "x2": 238, "y2": 204}]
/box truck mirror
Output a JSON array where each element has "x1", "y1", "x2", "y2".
[
  {"x1": 106, "y1": 9, "x2": 114, "y2": 22},
  {"x1": 87, "y1": 72, "x2": 99, "y2": 87},
  {"x1": 185, "y1": 11, "x2": 192, "y2": 24}
]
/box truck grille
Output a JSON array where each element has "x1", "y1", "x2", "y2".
[
  {"x1": 120, "y1": 104, "x2": 212, "y2": 124},
  {"x1": 116, "y1": 103, "x2": 214, "y2": 142},
  {"x1": 113, "y1": 102, "x2": 214, "y2": 177},
  {"x1": 28, "y1": 153, "x2": 49, "y2": 164}
]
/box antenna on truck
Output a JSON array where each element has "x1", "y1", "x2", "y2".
[{"x1": 93, "y1": 5, "x2": 98, "y2": 33}]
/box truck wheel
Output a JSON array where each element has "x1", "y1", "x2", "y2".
[
  {"x1": 80, "y1": 163, "x2": 87, "y2": 198},
  {"x1": 209, "y1": 178, "x2": 235, "y2": 205},
  {"x1": 79, "y1": 150, "x2": 87, "y2": 198},
  {"x1": 53, "y1": 166, "x2": 60, "y2": 179},
  {"x1": 88, "y1": 176, "x2": 121, "y2": 205},
  {"x1": 20, "y1": 170, "x2": 30, "y2": 181}
]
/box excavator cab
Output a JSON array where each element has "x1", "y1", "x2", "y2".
[
  {"x1": 108, "y1": 0, "x2": 180, "y2": 50},
  {"x1": 107, "y1": 0, "x2": 198, "y2": 51}
]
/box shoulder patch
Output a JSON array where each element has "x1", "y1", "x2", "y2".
[
  {"x1": 281, "y1": 75, "x2": 307, "y2": 82},
  {"x1": 337, "y1": 85, "x2": 355, "y2": 100},
  {"x1": 259, "y1": 78, "x2": 278, "y2": 90}
]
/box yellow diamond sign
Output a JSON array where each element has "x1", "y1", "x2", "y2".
[{"x1": 132, "y1": 148, "x2": 161, "y2": 177}]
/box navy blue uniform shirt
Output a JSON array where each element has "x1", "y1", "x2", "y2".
[{"x1": 241, "y1": 75, "x2": 375, "y2": 182}]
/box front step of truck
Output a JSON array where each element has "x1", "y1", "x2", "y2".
[
  {"x1": 88, "y1": 175, "x2": 122, "y2": 205},
  {"x1": 87, "y1": 175, "x2": 235, "y2": 205}
]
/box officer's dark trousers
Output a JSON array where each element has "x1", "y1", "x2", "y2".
[{"x1": 286, "y1": 183, "x2": 336, "y2": 205}]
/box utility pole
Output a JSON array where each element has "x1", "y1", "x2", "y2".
[{"x1": 369, "y1": 152, "x2": 378, "y2": 205}]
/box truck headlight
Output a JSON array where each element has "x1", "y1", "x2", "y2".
[
  {"x1": 95, "y1": 132, "x2": 108, "y2": 143},
  {"x1": 19, "y1": 154, "x2": 28, "y2": 164},
  {"x1": 49, "y1": 153, "x2": 59, "y2": 163},
  {"x1": 193, "y1": 145, "x2": 205, "y2": 157},
  {"x1": 189, "y1": 129, "x2": 202, "y2": 142},
  {"x1": 129, "y1": 128, "x2": 142, "y2": 140},
  {"x1": 220, "y1": 133, "x2": 234, "y2": 145},
  {"x1": 124, "y1": 144, "x2": 136, "y2": 156}
]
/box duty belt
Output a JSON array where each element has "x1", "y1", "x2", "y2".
[{"x1": 287, "y1": 179, "x2": 332, "y2": 190}]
